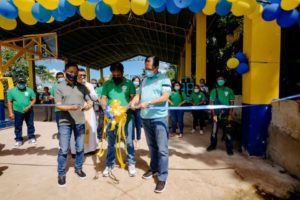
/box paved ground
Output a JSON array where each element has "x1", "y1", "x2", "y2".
[{"x1": 0, "y1": 116, "x2": 299, "y2": 200}]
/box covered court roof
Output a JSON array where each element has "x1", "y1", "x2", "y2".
[{"x1": 0, "y1": 11, "x2": 194, "y2": 69}]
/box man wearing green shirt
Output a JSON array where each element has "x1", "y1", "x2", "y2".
[
  {"x1": 191, "y1": 85, "x2": 206, "y2": 135},
  {"x1": 7, "y1": 78, "x2": 37, "y2": 147},
  {"x1": 207, "y1": 75, "x2": 235, "y2": 155},
  {"x1": 100, "y1": 62, "x2": 137, "y2": 177},
  {"x1": 50, "y1": 72, "x2": 65, "y2": 132}
]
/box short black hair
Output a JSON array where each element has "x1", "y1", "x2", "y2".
[
  {"x1": 110, "y1": 62, "x2": 124, "y2": 73},
  {"x1": 132, "y1": 76, "x2": 141, "y2": 83},
  {"x1": 65, "y1": 62, "x2": 78, "y2": 70},
  {"x1": 56, "y1": 72, "x2": 64, "y2": 78},
  {"x1": 145, "y1": 56, "x2": 159, "y2": 68},
  {"x1": 91, "y1": 79, "x2": 97, "y2": 82},
  {"x1": 78, "y1": 68, "x2": 85, "y2": 72},
  {"x1": 44, "y1": 86, "x2": 49, "y2": 90}
]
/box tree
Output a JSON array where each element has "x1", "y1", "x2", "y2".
[{"x1": 165, "y1": 64, "x2": 177, "y2": 80}]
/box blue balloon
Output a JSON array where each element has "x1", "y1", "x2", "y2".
[
  {"x1": 236, "y1": 63, "x2": 249, "y2": 75},
  {"x1": 173, "y1": 0, "x2": 193, "y2": 8},
  {"x1": 147, "y1": 6, "x2": 153, "y2": 13},
  {"x1": 216, "y1": 0, "x2": 231, "y2": 16},
  {"x1": 262, "y1": 3, "x2": 281, "y2": 21},
  {"x1": 235, "y1": 52, "x2": 248, "y2": 63},
  {"x1": 166, "y1": 0, "x2": 181, "y2": 14},
  {"x1": 32, "y1": 3, "x2": 51, "y2": 23},
  {"x1": 154, "y1": 4, "x2": 166, "y2": 13},
  {"x1": 149, "y1": 0, "x2": 166, "y2": 9},
  {"x1": 0, "y1": 1, "x2": 18, "y2": 19},
  {"x1": 88, "y1": 0, "x2": 100, "y2": 3},
  {"x1": 96, "y1": 2, "x2": 113, "y2": 23},
  {"x1": 188, "y1": 0, "x2": 206, "y2": 13},
  {"x1": 277, "y1": 9, "x2": 299, "y2": 28}
]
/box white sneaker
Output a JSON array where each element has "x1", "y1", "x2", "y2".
[
  {"x1": 29, "y1": 138, "x2": 37, "y2": 145},
  {"x1": 199, "y1": 130, "x2": 204, "y2": 135},
  {"x1": 103, "y1": 166, "x2": 114, "y2": 177},
  {"x1": 191, "y1": 129, "x2": 196, "y2": 133},
  {"x1": 14, "y1": 141, "x2": 23, "y2": 147},
  {"x1": 128, "y1": 165, "x2": 137, "y2": 177}
]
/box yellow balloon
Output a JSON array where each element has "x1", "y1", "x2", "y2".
[
  {"x1": 131, "y1": 0, "x2": 149, "y2": 16},
  {"x1": 0, "y1": 16, "x2": 17, "y2": 31},
  {"x1": 113, "y1": 0, "x2": 131, "y2": 15},
  {"x1": 247, "y1": 4, "x2": 263, "y2": 20},
  {"x1": 202, "y1": 0, "x2": 218, "y2": 16},
  {"x1": 47, "y1": 16, "x2": 55, "y2": 23},
  {"x1": 103, "y1": 0, "x2": 118, "y2": 6},
  {"x1": 227, "y1": 58, "x2": 240, "y2": 69},
  {"x1": 79, "y1": 2, "x2": 97, "y2": 21},
  {"x1": 37, "y1": 0, "x2": 59, "y2": 10},
  {"x1": 231, "y1": 0, "x2": 257, "y2": 17},
  {"x1": 281, "y1": 0, "x2": 300, "y2": 11},
  {"x1": 13, "y1": 0, "x2": 35, "y2": 11},
  {"x1": 67, "y1": 0, "x2": 84, "y2": 6},
  {"x1": 18, "y1": 9, "x2": 37, "y2": 25}
]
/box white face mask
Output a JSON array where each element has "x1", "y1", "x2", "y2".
[
  {"x1": 174, "y1": 86, "x2": 180, "y2": 91},
  {"x1": 194, "y1": 89, "x2": 199, "y2": 93},
  {"x1": 92, "y1": 84, "x2": 97, "y2": 88}
]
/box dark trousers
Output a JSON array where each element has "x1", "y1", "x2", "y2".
[
  {"x1": 14, "y1": 110, "x2": 35, "y2": 142},
  {"x1": 192, "y1": 110, "x2": 205, "y2": 130},
  {"x1": 132, "y1": 109, "x2": 142, "y2": 140},
  {"x1": 170, "y1": 110, "x2": 184, "y2": 134},
  {"x1": 55, "y1": 111, "x2": 60, "y2": 131},
  {"x1": 210, "y1": 115, "x2": 233, "y2": 152},
  {"x1": 43, "y1": 106, "x2": 52, "y2": 121}
]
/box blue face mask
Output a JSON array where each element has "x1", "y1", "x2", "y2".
[
  {"x1": 133, "y1": 81, "x2": 139, "y2": 87},
  {"x1": 217, "y1": 80, "x2": 225, "y2": 87},
  {"x1": 57, "y1": 78, "x2": 65, "y2": 83},
  {"x1": 145, "y1": 70, "x2": 155, "y2": 78},
  {"x1": 17, "y1": 83, "x2": 26, "y2": 90}
]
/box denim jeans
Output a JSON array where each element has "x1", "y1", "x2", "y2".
[
  {"x1": 132, "y1": 109, "x2": 142, "y2": 140},
  {"x1": 55, "y1": 111, "x2": 60, "y2": 131},
  {"x1": 14, "y1": 110, "x2": 35, "y2": 142},
  {"x1": 170, "y1": 110, "x2": 184, "y2": 134},
  {"x1": 57, "y1": 124, "x2": 85, "y2": 177},
  {"x1": 106, "y1": 118, "x2": 135, "y2": 167},
  {"x1": 142, "y1": 117, "x2": 169, "y2": 181}
]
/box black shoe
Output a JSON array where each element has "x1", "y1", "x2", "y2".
[
  {"x1": 206, "y1": 145, "x2": 216, "y2": 152},
  {"x1": 154, "y1": 181, "x2": 166, "y2": 193},
  {"x1": 71, "y1": 154, "x2": 76, "y2": 159},
  {"x1": 142, "y1": 170, "x2": 158, "y2": 180},
  {"x1": 75, "y1": 170, "x2": 87, "y2": 179},
  {"x1": 58, "y1": 176, "x2": 66, "y2": 187},
  {"x1": 227, "y1": 149, "x2": 234, "y2": 156}
]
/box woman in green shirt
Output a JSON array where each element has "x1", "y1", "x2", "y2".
[
  {"x1": 169, "y1": 81, "x2": 185, "y2": 138},
  {"x1": 191, "y1": 85, "x2": 206, "y2": 135}
]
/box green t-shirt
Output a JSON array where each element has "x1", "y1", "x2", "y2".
[
  {"x1": 169, "y1": 91, "x2": 183, "y2": 106},
  {"x1": 95, "y1": 86, "x2": 103, "y2": 98},
  {"x1": 182, "y1": 92, "x2": 192, "y2": 103},
  {"x1": 101, "y1": 78, "x2": 135, "y2": 120},
  {"x1": 191, "y1": 91, "x2": 206, "y2": 105},
  {"x1": 7, "y1": 87, "x2": 36, "y2": 113},
  {"x1": 209, "y1": 87, "x2": 235, "y2": 105}
]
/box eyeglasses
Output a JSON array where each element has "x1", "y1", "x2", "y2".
[{"x1": 79, "y1": 74, "x2": 86, "y2": 77}]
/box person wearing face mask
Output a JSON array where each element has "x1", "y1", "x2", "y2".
[
  {"x1": 40, "y1": 86, "x2": 52, "y2": 122},
  {"x1": 131, "y1": 76, "x2": 142, "y2": 148},
  {"x1": 100, "y1": 62, "x2": 137, "y2": 178},
  {"x1": 7, "y1": 77, "x2": 37, "y2": 147},
  {"x1": 199, "y1": 78, "x2": 209, "y2": 96},
  {"x1": 91, "y1": 79, "x2": 104, "y2": 141},
  {"x1": 50, "y1": 72, "x2": 65, "y2": 132},
  {"x1": 207, "y1": 75, "x2": 235, "y2": 155},
  {"x1": 55, "y1": 63, "x2": 93, "y2": 187},
  {"x1": 169, "y1": 81, "x2": 185, "y2": 138},
  {"x1": 130, "y1": 56, "x2": 171, "y2": 193},
  {"x1": 69, "y1": 69, "x2": 99, "y2": 155},
  {"x1": 191, "y1": 85, "x2": 206, "y2": 135}
]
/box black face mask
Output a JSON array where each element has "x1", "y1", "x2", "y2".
[
  {"x1": 66, "y1": 72, "x2": 77, "y2": 82},
  {"x1": 113, "y1": 77, "x2": 123, "y2": 85}
]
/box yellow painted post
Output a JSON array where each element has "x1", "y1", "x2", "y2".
[
  {"x1": 195, "y1": 13, "x2": 207, "y2": 84},
  {"x1": 0, "y1": 46, "x2": 2, "y2": 77},
  {"x1": 243, "y1": 19, "x2": 281, "y2": 105},
  {"x1": 28, "y1": 57, "x2": 35, "y2": 89},
  {"x1": 86, "y1": 66, "x2": 90, "y2": 82},
  {"x1": 184, "y1": 37, "x2": 192, "y2": 77},
  {"x1": 242, "y1": 17, "x2": 281, "y2": 156}
]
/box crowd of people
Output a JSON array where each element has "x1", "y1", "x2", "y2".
[{"x1": 6, "y1": 55, "x2": 236, "y2": 193}]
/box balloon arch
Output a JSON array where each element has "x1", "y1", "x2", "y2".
[{"x1": 0, "y1": 0, "x2": 299, "y2": 31}]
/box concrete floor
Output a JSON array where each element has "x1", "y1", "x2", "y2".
[{"x1": 0, "y1": 119, "x2": 299, "y2": 200}]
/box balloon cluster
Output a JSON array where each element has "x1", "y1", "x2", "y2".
[
  {"x1": 0, "y1": 0, "x2": 299, "y2": 31},
  {"x1": 227, "y1": 52, "x2": 249, "y2": 75},
  {"x1": 262, "y1": 0, "x2": 300, "y2": 28}
]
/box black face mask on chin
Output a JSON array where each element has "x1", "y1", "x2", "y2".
[{"x1": 113, "y1": 77, "x2": 123, "y2": 85}]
